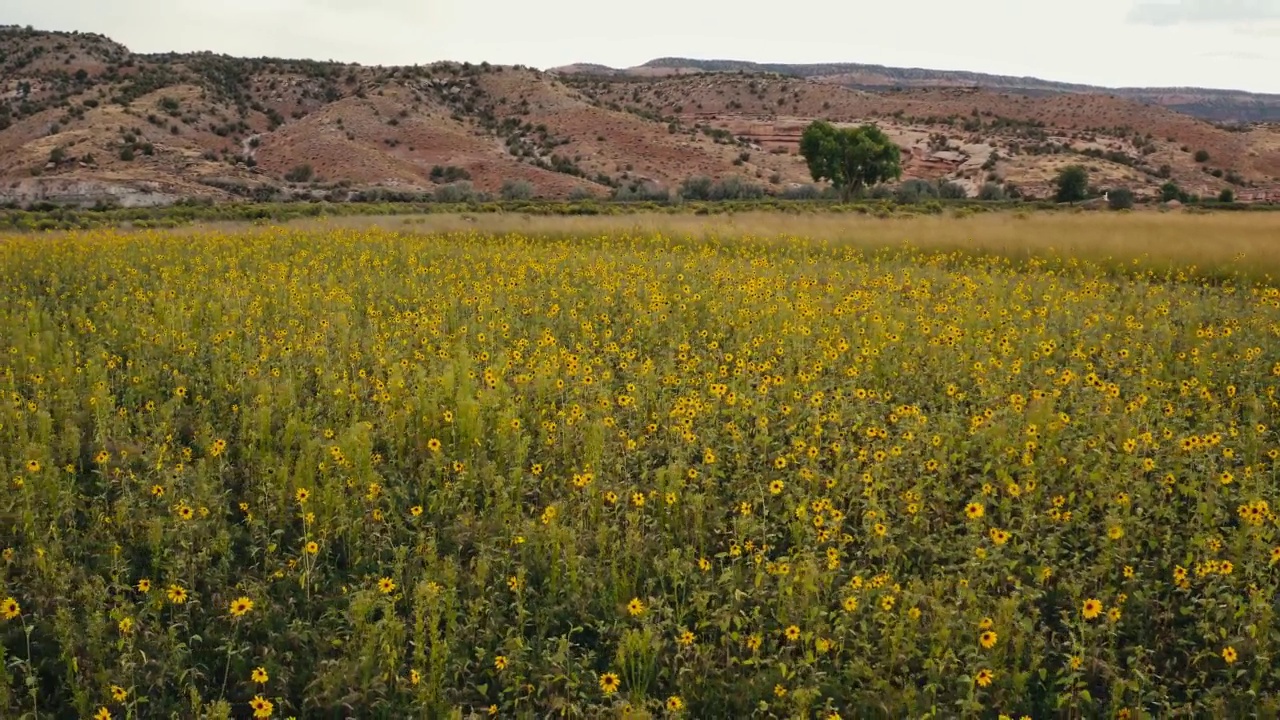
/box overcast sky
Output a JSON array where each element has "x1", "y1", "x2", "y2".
[{"x1": 5, "y1": 0, "x2": 1280, "y2": 93}]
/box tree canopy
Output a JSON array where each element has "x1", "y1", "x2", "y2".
[
  {"x1": 1054, "y1": 165, "x2": 1088, "y2": 204},
  {"x1": 799, "y1": 121, "x2": 902, "y2": 201}
]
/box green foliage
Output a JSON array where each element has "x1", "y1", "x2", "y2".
[
  {"x1": 707, "y1": 177, "x2": 764, "y2": 201},
  {"x1": 677, "y1": 177, "x2": 763, "y2": 202},
  {"x1": 613, "y1": 182, "x2": 670, "y2": 203},
  {"x1": 499, "y1": 179, "x2": 535, "y2": 201},
  {"x1": 1054, "y1": 165, "x2": 1089, "y2": 203},
  {"x1": 429, "y1": 165, "x2": 471, "y2": 183},
  {"x1": 894, "y1": 180, "x2": 938, "y2": 204},
  {"x1": 1194, "y1": 149, "x2": 1210, "y2": 163},
  {"x1": 799, "y1": 121, "x2": 902, "y2": 201},
  {"x1": 678, "y1": 176, "x2": 713, "y2": 201},
  {"x1": 0, "y1": 227, "x2": 1279, "y2": 717},
  {"x1": 1107, "y1": 188, "x2": 1134, "y2": 210},
  {"x1": 433, "y1": 181, "x2": 477, "y2": 203},
  {"x1": 1161, "y1": 181, "x2": 1188, "y2": 203},
  {"x1": 1219, "y1": 188, "x2": 1236, "y2": 203}
]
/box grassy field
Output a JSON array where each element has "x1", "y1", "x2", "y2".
[{"x1": 3, "y1": 214, "x2": 1280, "y2": 718}]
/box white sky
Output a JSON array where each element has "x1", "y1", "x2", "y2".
[{"x1": 5, "y1": 0, "x2": 1280, "y2": 93}]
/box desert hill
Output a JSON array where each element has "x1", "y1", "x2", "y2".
[
  {"x1": 563, "y1": 58, "x2": 1280, "y2": 123},
  {"x1": 2, "y1": 25, "x2": 1279, "y2": 207}
]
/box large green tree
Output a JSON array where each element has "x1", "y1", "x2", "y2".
[
  {"x1": 1054, "y1": 165, "x2": 1089, "y2": 203},
  {"x1": 799, "y1": 121, "x2": 902, "y2": 201}
]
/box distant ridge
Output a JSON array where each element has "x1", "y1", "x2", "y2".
[{"x1": 554, "y1": 58, "x2": 1280, "y2": 123}]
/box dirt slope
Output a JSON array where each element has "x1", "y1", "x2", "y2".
[{"x1": 2, "y1": 25, "x2": 1278, "y2": 206}]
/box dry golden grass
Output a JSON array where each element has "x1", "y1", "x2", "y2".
[{"x1": 211, "y1": 209, "x2": 1280, "y2": 281}]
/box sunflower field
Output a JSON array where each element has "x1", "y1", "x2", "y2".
[{"x1": 3, "y1": 227, "x2": 1280, "y2": 719}]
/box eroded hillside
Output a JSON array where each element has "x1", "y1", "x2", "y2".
[{"x1": 2, "y1": 25, "x2": 1278, "y2": 206}]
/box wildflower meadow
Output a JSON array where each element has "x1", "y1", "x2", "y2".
[{"x1": 3, "y1": 225, "x2": 1280, "y2": 719}]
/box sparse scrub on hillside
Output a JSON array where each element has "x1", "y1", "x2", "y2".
[
  {"x1": 429, "y1": 165, "x2": 471, "y2": 183},
  {"x1": 544, "y1": 154, "x2": 586, "y2": 178},
  {"x1": 284, "y1": 164, "x2": 315, "y2": 183}
]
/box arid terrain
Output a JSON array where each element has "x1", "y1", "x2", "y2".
[
  {"x1": 3, "y1": 25, "x2": 1280, "y2": 206},
  {"x1": 562, "y1": 58, "x2": 1280, "y2": 123}
]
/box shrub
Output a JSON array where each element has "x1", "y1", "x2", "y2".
[
  {"x1": 1193, "y1": 149, "x2": 1210, "y2": 163},
  {"x1": 429, "y1": 165, "x2": 471, "y2": 183},
  {"x1": 936, "y1": 180, "x2": 967, "y2": 200},
  {"x1": 567, "y1": 187, "x2": 596, "y2": 201},
  {"x1": 500, "y1": 179, "x2": 535, "y2": 201},
  {"x1": 866, "y1": 185, "x2": 894, "y2": 200},
  {"x1": 434, "y1": 181, "x2": 476, "y2": 203},
  {"x1": 1219, "y1": 188, "x2": 1235, "y2": 203},
  {"x1": 708, "y1": 176, "x2": 764, "y2": 201},
  {"x1": 285, "y1": 164, "x2": 314, "y2": 183},
  {"x1": 1107, "y1": 187, "x2": 1134, "y2": 210},
  {"x1": 779, "y1": 184, "x2": 820, "y2": 200},
  {"x1": 678, "y1": 176, "x2": 714, "y2": 201},
  {"x1": 1160, "y1": 181, "x2": 1185, "y2": 203},
  {"x1": 977, "y1": 182, "x2": 1006, "y2": 201},
  {"x1": 894, "y1": 179, "x2": 938, "y2": 204},
  {"x1": 613, "y1": 182, "x2": 669, "y2": 202}
]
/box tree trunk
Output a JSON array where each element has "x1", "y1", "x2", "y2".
[{"x1": 839, "y1": 181, "x2": 862, "y2": 203}]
